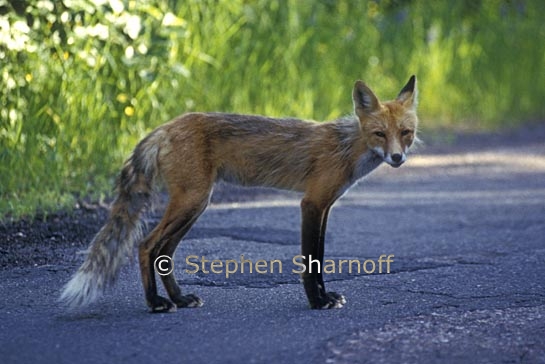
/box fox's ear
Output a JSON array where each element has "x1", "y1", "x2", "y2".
[
  {"x1": 396, "y1": 75, "x2": 418, "y2": 110},
  {"x1": 353, "y1": 80, "x2": 380, "y2": 117}
]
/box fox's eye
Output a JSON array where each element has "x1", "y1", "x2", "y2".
[
  {"x1": 374, "y1": 131, "x2": 386, "y2": 138},
  {"x1": 401, "y1": 129, "x2": 412, "y2": 136}
]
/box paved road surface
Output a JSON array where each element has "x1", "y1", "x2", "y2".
[{"x1": 1, "y1": 127, "x2": 544, "y2": 363}]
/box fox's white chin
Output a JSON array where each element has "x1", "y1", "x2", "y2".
[{"x1": 388, "y1": 161, "x2": 404, "y2": 168}]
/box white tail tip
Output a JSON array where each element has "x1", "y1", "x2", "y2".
[{"x1": 59, "y1": 270, "x2": 103, "y2": 309}]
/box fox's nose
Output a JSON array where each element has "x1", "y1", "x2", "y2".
[{"x1": 391, "y1": 153, "x2": 403, "y2": 164}]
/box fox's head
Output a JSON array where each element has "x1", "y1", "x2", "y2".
[{"x1": 352, "y1": 76, "x2": 419, "y2": 168}]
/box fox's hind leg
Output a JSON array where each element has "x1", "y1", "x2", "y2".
[
  {"x1": 138, "y1": 184, "x2": 212, "y2": 313},
  {"x1": 157, "y1": 195, "x2": 210, "y2": 309}
]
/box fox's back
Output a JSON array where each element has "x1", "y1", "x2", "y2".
[
  {"x1": 206, "y1": 113, "x2": 317, "y2": 190},
  {"x1": 159, "y1": 112, "x2": 359, "y2": 191}
]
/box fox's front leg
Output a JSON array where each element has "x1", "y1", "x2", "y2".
[{"x1": 300, "y1": 198, "x2": 346, "y2": 309}]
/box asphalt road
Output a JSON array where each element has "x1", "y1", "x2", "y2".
[{"x1": 1, "y1": 126, "x2": 545, "y2": 363}]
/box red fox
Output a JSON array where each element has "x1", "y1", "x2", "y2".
[{"x1": 60, "y1": 76, "x2": 418, "y2": 312}]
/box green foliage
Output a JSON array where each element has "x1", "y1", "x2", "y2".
[{"x1": 1, "y1": 0, "x2": 544, "y2": 218}]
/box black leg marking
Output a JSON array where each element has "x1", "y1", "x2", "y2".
[
  {"x1": 317, "y1": 205, "x2": 346, "y2": 308},
  {"x1": 301, "y1": 199, "x2": 345, "y2": 309}
]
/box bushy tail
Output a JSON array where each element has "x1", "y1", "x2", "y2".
[{"x1": 60, "y1": 130, "x2": 164, "y2": 308}]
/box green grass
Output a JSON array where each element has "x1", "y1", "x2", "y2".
[{"x1": 1, "y1": 0, "x2": 544, "y2": 219}]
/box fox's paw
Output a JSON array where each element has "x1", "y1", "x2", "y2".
[
  {"x1": 310, "y1": 292, "x2": 346, "y2": 309},
  {"x1": 326, "y1": 291, "x2": 347, "y2": 307},
  {"x1": 172, "y1": 293, "x2": 203, "y2": 308},
  {"x1": 149, "y1": 295, "x2": 177, "y2": 313}
]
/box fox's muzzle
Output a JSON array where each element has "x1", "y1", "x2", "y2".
[{"x1": 385, "y1": 152, "x2": 406, "y2": 168}]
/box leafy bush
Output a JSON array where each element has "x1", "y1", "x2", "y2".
[{"x1": 1, "y1": 0, "x2": 544, "y2": 218}]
